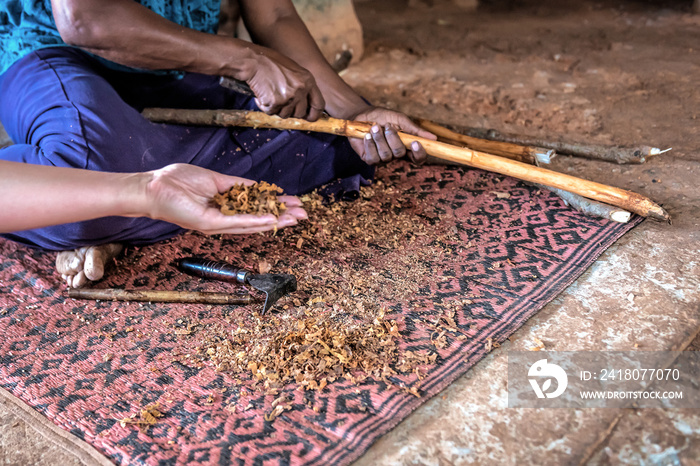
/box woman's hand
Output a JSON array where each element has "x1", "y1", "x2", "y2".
[
  {"x1": 0, "y1": 161, "x2": 306, "y2": 234},
  {"x1": 144, "y1": 164, "x2": 307, "y2": 235},
  {"x1": 348, "y1": 107, "x2": 437, "y2": 165}
]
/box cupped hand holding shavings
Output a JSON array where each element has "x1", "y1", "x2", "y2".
[{"x1": 213, "y1": 181, "x2": 288, "y2": 217}]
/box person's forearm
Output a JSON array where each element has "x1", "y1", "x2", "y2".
[
  {"x1": 50, "y1": 0, "x2": 262, "y2": 80},
  {"x1": 240, "y1": 0, "x2": 369, "y2": 118},
  {"x1": 0, "y1": 161, "x2": 149, "y2": 233}
]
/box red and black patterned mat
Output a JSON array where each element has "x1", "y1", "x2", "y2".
[{"x1": 0, "y1": 163, "x2": 640, "y2": 465}]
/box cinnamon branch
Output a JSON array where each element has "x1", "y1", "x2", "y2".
[
  {"x1": 418, "y1": 119, "x2": 631, "y2": 222},
  {"x1": 142, "y1": 108, "x2": 669, "y2": 221}
]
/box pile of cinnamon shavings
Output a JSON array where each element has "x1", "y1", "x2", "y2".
[
  {"x1": 172, "y1": 169, "x2": 471, "y2": 398},
  {"x1": 181, "y1": 307, "x2": 428, "y2": 394},
  {"x1": 213, "y1": 181, "x2": 287, "y2": 216}
]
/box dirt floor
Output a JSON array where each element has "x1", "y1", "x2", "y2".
[
  {"x1": 1, "y1": 0, "x2": 700, "y2": 464},
  {"x1": 345, "y1": 1, "x2": 700, "y2": 464}
]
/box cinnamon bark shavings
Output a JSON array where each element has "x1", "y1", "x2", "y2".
[
  {"x1": 117, "y1": 403, "x2": 164, "y2": 432},
  {"x1": 190, "y1": 309, "x2": 411, "y2": 393},
  {"x1": 213, "y1": 181, "x2": 287, "y2": 217},
  {"x1": 170, "y1": 168, "x2": 473, "y2": 401}
]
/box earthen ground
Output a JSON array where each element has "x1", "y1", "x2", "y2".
[{"x1": 1, "y1": 0, "x2": 699, "y2": 464}]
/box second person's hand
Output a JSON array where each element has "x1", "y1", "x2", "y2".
[
  {"x1": 348, "y1": 106, "x2": 437, "y2": 165},
  {"x1": 236, "y1": 46, "x2": 326, "y2": 122}
]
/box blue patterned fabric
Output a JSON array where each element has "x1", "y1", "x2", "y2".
[{"x1": 0, "y1": 0, "x2": 222, "y2": 74}]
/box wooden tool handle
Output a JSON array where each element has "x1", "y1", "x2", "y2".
[{"x1": 68, "y1": 288, "x2": 253, "y2": 304}]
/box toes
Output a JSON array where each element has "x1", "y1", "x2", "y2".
[
  {"x1": 55, "y1": 247, "x2": 87, "y2": 275},
  {"x1": 56, "y1": 243, "x2": 123, "y2": 286},
  {"x1": 84, "y1": 243, "x2": 122, "y2": 281},
  {"x1": 84, "y1": 248, "x2": 105, "y2": 281},
  {"x1": 105, "y1": 243, "x2": 124, "y2": 257},
  {"x1": 70, "y1": 271, "x2": 89, "y2": 288}
]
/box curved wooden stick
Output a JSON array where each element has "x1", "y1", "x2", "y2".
[
  {"x1": 530, "y1": 183, "x2": 631, "y2": 223},
  {"x1": 142, "y1": 108, "x2": 669, "y2": 221}
]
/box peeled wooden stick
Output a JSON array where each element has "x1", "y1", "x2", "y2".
[
  {"x1": 142, "y1": 108, "x2": 669, "y2": 221},
  {"x1": 446, "y1": 125, "x2": 669, "y2": 164},
  {"x1": 417, "y1": 118, "x2": 555, "y2": 165},
  {"x1": 530, "y1": 183, "x2": 631, "y2": 223},
  {"x1": 68, "y1": 288, "x2": 253, "y2": 305}
]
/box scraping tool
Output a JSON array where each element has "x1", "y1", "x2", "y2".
[{"x1": 176, "y1": 257, "x2": 297, "y2": 314}]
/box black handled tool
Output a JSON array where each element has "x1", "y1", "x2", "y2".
[{"x1": 176, "y1": 257, "x2": 297, "y2": 314}]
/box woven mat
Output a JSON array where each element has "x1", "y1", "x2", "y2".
[{"x1": 0, "y1": 163, "x2": 640, "y2": 465}]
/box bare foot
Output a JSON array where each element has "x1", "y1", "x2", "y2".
[{"x1": 55, "y1": 243, "x2": 123, "y2": 288}]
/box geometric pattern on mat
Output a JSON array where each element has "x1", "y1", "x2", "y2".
[{"x1": 0, "y1": 163, "x2": 640, "y2": 465}]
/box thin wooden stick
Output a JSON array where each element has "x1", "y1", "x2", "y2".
[
  {"x1": 142, "y1": 108, "x2": 669, "y2": 221},
  {"x1": 530, "y1": 183, "x2": 631, "y2": 223},
  {"x1": 442, "y1": 124, "x2": 669, "y2": 164},
  {"x1": 417, "y1": 118, "x2": 555, "y2": 165},
  {"x1": 68, "y1": 288, "x2": 253, "y2": 305}
]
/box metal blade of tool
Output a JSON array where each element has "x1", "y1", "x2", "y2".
[
  {"x1": 219, "y1": 77, "x2": 332, "y2": 119},
  {"x1": 246, "y1": 273, "x2": 298, "y2": 314},
  {"x1": 219, "y1": 77, "x2": 255, "y2": 97},
  {"x1": 176, "y1": 257, "x2": 297, "y2": 314}
]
